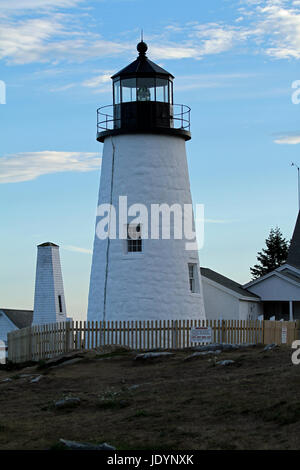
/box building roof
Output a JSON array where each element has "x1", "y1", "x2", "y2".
[
  {"x1": 287, "y1": 211, "x2": 300, "y2": 269},
  {"x1": 0, "y1": 309, "x2": 33, "y2": 329},
  {"x1": 38, "y1": 242, "x2": 59, "y2": 248},
  {"x1": 201, "y1": 268, "x2": 260, "y2": 299},
  {"x1": 112, "y1": 42, "x2": 173, "y2": 79}
]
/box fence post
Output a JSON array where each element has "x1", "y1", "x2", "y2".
[
  {"x1": 27, "y1": 327, "x2": 32, "y2": 361},
  {"x1": 295, "y1": 320, "x2": 300, "y2": 341},
  {"x1": 65, "y1": 322, "x2": 70, "y2": 353},
  {"x1": 262, "y1": 320, "x2": 265, "y2": 344},
  {"x1": 172, "y1": 320, "x2": 178, "y2": 349},
  {"x1": 222, "y1": 320, "x2": 226, "y2": 344}
]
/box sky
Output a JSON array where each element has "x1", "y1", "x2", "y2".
[{"x1": 1, "y1": 0, "x2": 300, "y2": 320}]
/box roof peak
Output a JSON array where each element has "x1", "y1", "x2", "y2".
[
  {"x1": 287, "y1": 211, "x2": 300, "y2": 269},
  {"x1": 111, "y1": 42, "x2": 174, "y2": 79}
]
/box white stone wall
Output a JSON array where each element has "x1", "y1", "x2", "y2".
[
  {"x1": 0, "y1": 311, "x2": 17, "y2": 344},
  {"x1": 33, "y1": 245, "x2": 67, "y2": 325},
  {"x1": 88, "y1": 133, "x2": 206, "y2": 322}
]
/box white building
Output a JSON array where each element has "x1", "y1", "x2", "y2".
[
  {"x1": 88, "y1": 41, "x2": 206, "y2": 322},
  {"x1": 33, "y1": 242, "x2": 67, "y2": 325},
  {"x1": 0, "y1": 309, "x2": 33, "y2": 347},
  {"x1": 244, "y1": 212, "x2": 300, "y2": 320},
  {"x1": 201, "y1": 268, "x2": 262, "y2": 321}
]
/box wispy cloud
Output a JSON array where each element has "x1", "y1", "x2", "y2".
[
  {"x1": 274, "y1": 133, "x2": 300, "y2": 144},
  {"x1": 2, "y1": 0, "x2": 300, "y2": 68},
  {"x1": 63, "y1": 244, "x2": 92, "y2": 254},
  {"x1": 0, "y1": 151, "x2": 101, "y2": 183},
  {"x1": 0, "y1": 0, "x2": 82, "y2": 11}
]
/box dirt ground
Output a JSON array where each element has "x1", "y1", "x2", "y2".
[{"x1": 0, "y1": 344, "x2": 300, "y2": 450}]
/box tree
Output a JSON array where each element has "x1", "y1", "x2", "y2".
[{"x1": 250, "y1": 227, "x2": 290, "y2": 279}]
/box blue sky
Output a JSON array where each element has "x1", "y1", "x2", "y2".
[{"x1": 1, "y1": 0, "x2": 300, "y2": 320}]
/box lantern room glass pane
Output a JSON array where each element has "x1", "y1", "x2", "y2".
[
  {"x1": 114, "y1": 80, "x2": 120, "y2": 105},
  {"x1": 137, "y1": 77, "x2": 155, "y2": 101},
  {"x1": 169, "y1": 80, "x2": 173, "y2": 104},
  {"x1": 121, "y1": 78, "x2": 137, "y2": 103},
  {"x1": 155, "y1": 78, "x2": 169, "y2": 103}
]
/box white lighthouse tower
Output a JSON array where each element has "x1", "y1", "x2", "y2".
[
  {"x1": 33, "y1": 242, "x2": 67, "y2": 325},
  {"x1": 87, "y1": 41, "x2": 205, "y2": 323}
]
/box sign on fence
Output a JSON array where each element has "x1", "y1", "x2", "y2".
[
  {"x1": 190, "y1": 327, "x2": 212, "y2": 344},
  {"x1": 282, "y1": 327, "x2": 287, "y2": 344}
]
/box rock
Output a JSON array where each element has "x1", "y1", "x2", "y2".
[
  {"x1": 221, "y1": 344, "x2": 239, "y2": 351},
  {"x1": 54, "y1": 358, "x2": 83, "y2": 368},
  {"x1": 30, "y1": 375, "x2": 43, "y2": 383},
  {"x1": 59, "y1": 439, "x2": 116, "y2": 451},
  {"x1": 135, "y1": 352, "x2": 174, "y2": 360},
  {"x1": 128, "y1": 384, "x2": 140, "y2": 390},
  {"x1": 1, "y1": 378, "x2": 12, "y2": 383},
  {"x1": 184, "y1": 350, "x2": 222, "y2": 361},
  {"x1": 263, "y1": 343, "x2": 278, "y2": 352},
  {"x1": 216, "y1": 360, "x2": 235, "y2": 366},
  {"x1": 40, "y1": 352, "x2": 84, "y2": 369},
  {"x1": 54, "y1": 397, "x2": 81, "y2": 409}
]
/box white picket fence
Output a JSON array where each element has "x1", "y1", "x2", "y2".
[{"x1": 7, "y1": 319, "x2": 300, "y2": 364}]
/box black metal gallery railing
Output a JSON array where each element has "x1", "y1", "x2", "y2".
[{"x1": 97, "y1": 103, "x2": 191, "y2": 133}]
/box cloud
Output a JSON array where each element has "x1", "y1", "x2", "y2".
[
  {"x1": 256, "y1": 1, "x2": 300, "y2": 59},
  {"x1": 0, "y1": 0, "x2": 82, "y2": 10},
  {"x1": 0, "y1": 151, "x2": 101, "y2": 183},
  {"x1": 2, "y1": 0, "x2": 300, "y2": 68},
  {"x1": 63, "y1": 244, "x2": 92, "y2": 254},
  {"x1": 0, "y1": 15, "x2": 132, "y2": 64},
  {"x1": 274, "y1": 134, "x2": 300, "y2": 144}
]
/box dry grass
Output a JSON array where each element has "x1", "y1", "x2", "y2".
[{"x1": 0, "y1": 345, "x2": 300, "y2": 450}]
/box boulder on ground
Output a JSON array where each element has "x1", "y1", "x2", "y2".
[
  {"x1": 54, "y1": 397, "x2": 81, "y2": 409},
  {"x1": 134, "y1": 352, "x2": 174, "y2": 361},
  {"x1": 59, "y1": 439, "x2": 115, "y2": 450},
  {"x1": 216, "y1": 360, "x2": 235, "y2": 366},
  {"x1": 184, "y1": 350, "x2": 222, "y2": 361},
  {"x1": 262, "y1": 343, "x2": 278, "y2": 352}
]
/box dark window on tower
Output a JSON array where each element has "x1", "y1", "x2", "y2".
[
  {"x1": 188, "y1": 264, "x2": 196, "y2": 293},
  {"x1": 127, "y1": 224, "x2": 142, "y2": 253},
  {"x1": 58, "y1": 295, "x2": 63, "y2": 313}
]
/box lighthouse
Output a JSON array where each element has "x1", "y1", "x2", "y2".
[{"x1": 87, "y1": 41, "x2": 206, "y2": 323}]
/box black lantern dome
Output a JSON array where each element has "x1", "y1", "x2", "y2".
[{"x1": 97, "y1": 42, "x2": 191, "y2": 142}]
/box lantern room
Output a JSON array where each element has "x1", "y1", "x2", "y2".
[{"x1": 97, "y1": 41, "x2": 191, "y2": 142}]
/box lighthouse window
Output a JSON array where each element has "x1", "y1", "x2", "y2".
[
  {"x1": 156, "y1": 78, "x2": 169, "y2": 103},
  {"x1": 127, "y1": 224, "x2": 142, "y2": 253},
  {"x1": 188, "y1": 264, "x2": 196, "y2": 293},
  {"x1": 113, "y1": 80, "x2": 121, "y2": 105},
  {"x1": 58, "y1": 295, "x2": 63, "y2": 313},
  {"x1": 137, "y1": 78, "x2": 155, "y2": 101},
  {"x1": 121, "y1": 78, "x2": 137, "y2": 102}
]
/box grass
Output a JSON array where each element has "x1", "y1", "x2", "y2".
[{"x1": 1, "y1": 345, "x2": 300, "y2": 450}]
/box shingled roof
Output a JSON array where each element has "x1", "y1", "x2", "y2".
[
  {"x1": 0, "y1": 309, "x2": 33, "y2": 329},
  {"x1": 200, "y1": 268, "x2": 260, "y2": 299},
  {"x1": 287, "y1": 211, "x2": 300, "y2": 269}
]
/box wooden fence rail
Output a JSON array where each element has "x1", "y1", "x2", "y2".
[{"x1": 7, "y1": 319, "x2": 300, "y2": 364}]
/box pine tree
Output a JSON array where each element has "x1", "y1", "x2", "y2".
[{"x1": 250, "y1": 227, "x2": 290, "y2": 279}]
